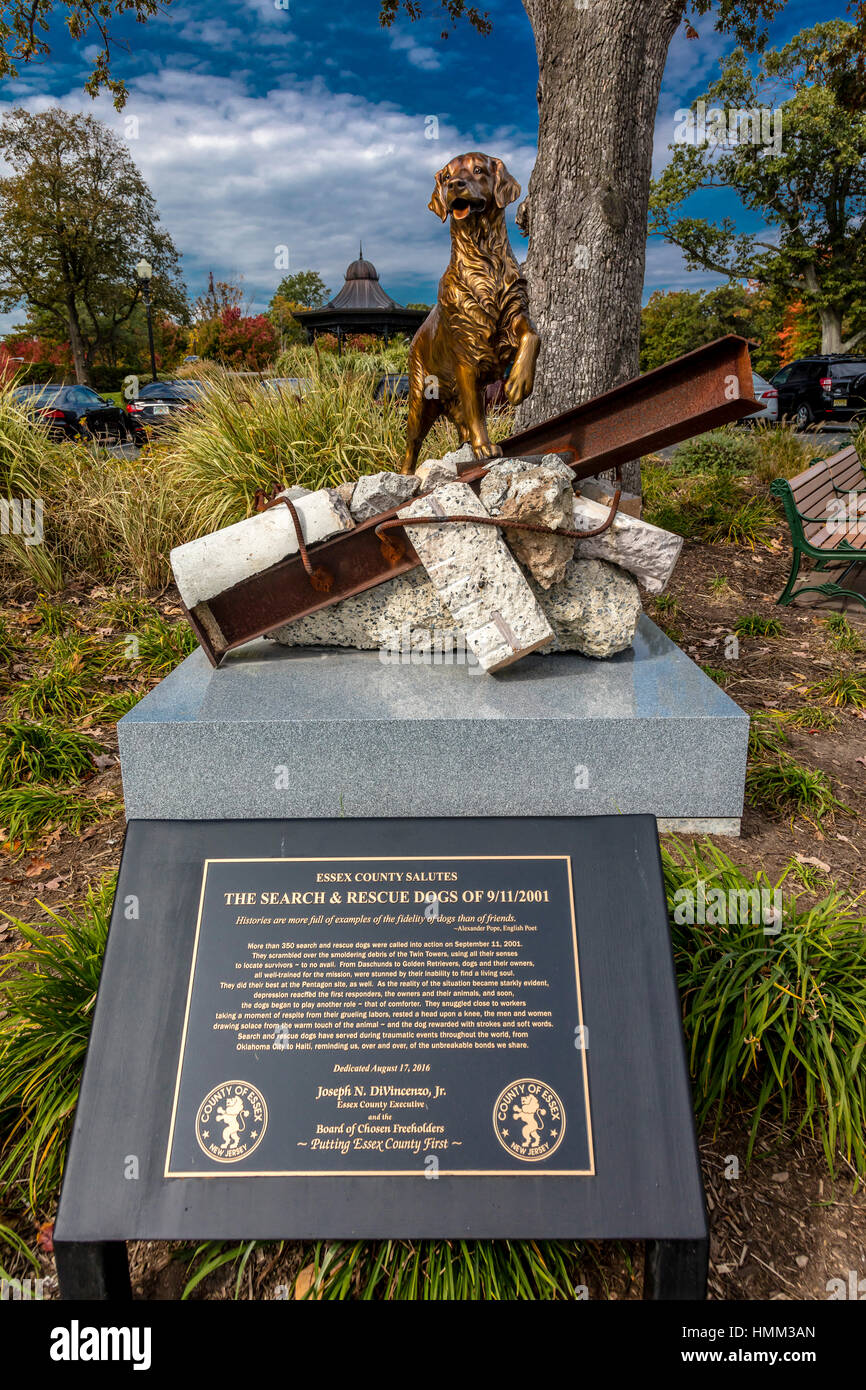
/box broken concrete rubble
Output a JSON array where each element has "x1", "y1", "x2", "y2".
[
  {"x1": 479, "y1": 456, "x2": 575, "y2": 589},
  {"x1": 400, "y1": 481, "x2": 554, "y2": 671}
]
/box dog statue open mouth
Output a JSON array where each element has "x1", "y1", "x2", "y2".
[{"x1": 400, "y1": 151, "x2": 541, "y2": 475}]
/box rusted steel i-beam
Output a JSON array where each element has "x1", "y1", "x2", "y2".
[
  {"x1": 183, "y1": 336, "x2": 759, "y2": 667},
  {"x1": 499, "y1": 333, "x2": 757, "y2": 478}
]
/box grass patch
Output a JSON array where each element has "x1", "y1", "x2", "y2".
[
  {"x1": 734, "y1": 613, "x2": 784, "y2": 638},
  {"x1": 748, "y1": 714, "x2": 788, "y2": 758},
  {"x1": 769, "y1": 705, "x2": 838, "y2": 731},
  {"x1": 663, "y1": 838, "x2": 866, "y2": 1172},
  {"x1": 0, "y1": 721, "x2": 98, "y2": 784},
  {"x1": 643, "y1": 465, "x2": 776, "y2": 547},
  {"x1": 128, "y1": 615, "x2": 198, "y2": 675},
  {"x1": 97, "y1": 688, "x2": 144, "y2": 720},
  {"x1": 0, "y1": 785, "x2": 118, "y2": 850},
  {"x1": 809, "y1": 672, "x2": 866, "y2": 709},
  {"x1": 97, "y1": 595, "x2": 154, "y2": 630},
  {"x1": 33, "y1": 597, "x2": 76, "y2": 638},
  {"x1": 653, "y1": 593, "x2": 680, "y2": 615},
  {"x1": 0, "y1": 879, "x2": 115, "y2": 1237},
  {"x1": 700, "y1": 664, "x2": 734, "y2": 686},
  {"x1": 705, "y1": 496, "x2": 777, "y2": 547},
  {"x1": 285, "y1": 1238, "x2": 593, "y2": 1301},
  {"x1": 0, "y1": 535, "x2": 64, "y2": 594},
  {"x1": 10, "y1": 659, "x2": 91, "y2": 722},
  {"x1": 0, "y1": 615, "x2": 18, "y2": 667},
  {"x1": 824, "y1": 614, "x2": 864, "y2": 654},
  {"x1": 746, "y1": 751, "x2": 848, "y2": 826},
  {"x1": 709, "y1": 574, "x2": 731, "y2": 597}
]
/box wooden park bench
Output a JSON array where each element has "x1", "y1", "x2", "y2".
[{"x1": 770, "y1": 443, "x2": 866, "y2": 611}]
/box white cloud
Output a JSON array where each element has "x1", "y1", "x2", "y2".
[
  {"x1": 389, "y1": 30, "x2": 443, "y2": 72},
  {"x1": 0, "y1": 74, "x2": 535, "y2": 316}
]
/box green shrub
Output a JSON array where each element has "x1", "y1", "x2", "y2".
[
  {"x1": 33, "y1": 597, "x2": 76, "y2": 638},
  {"x1": 700, "y1": 664, "x2": 733, "y2": 686},
  {"x1": 705, "y1": 495, "x2": 777, "y2": 547},
  {"x1": 10, "y1": 660, "x2": 91, "y2": 721},
  {"x1": 672, "y1": 428, "x2": 758, "y2": 474},
  {"x1": 748, "y1": 714, "x2": 787, "y2": 757},
  {"x1": 129, "y1": 615, "x2": 197, "y2": 675},
  {"x1": 772, "y1": 705, "x2": 838, "y2": 731},
  {"x1": 663, "y1": 838, "x2": 866, "y2": 1172}
]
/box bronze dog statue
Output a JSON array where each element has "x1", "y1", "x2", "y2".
[{"x1": 400, "y1": 152, "x2": 541, "y2": 475}]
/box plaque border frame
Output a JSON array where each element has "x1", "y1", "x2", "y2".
[{"x1": 164, "y1": 854, "x2": 595, "y2": 1179}]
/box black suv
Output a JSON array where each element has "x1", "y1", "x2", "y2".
[{"x1": 771, "y1": 355, "x2": 866, "y2": 429}]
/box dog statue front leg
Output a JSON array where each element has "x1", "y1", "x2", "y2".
[
  {"x1": 505, "y1": 314, "x2": 541, "y2": 407},
  {"x1": 455, "y1": 360, "x2": 502, "y2": 461}
]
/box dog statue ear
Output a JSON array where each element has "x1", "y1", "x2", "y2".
[
  {"x1": 491, "y1": 158, "x2": 521, "y2": 209},
  {"x1": 428, "y1": 167, "x2": 449, "y2": 222}
]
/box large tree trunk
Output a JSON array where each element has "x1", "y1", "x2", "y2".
[
  {"x1": 819, "y1": 305, "x2": 844, "y2": 354},
  {"x1": 65, "y1": 297, "x2": 90, "y2": 385},
  {"x1": 518, "y1": 0, "x2": 685, "y2": 494}
]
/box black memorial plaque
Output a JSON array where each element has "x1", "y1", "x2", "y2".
[
  {"x1": 55, "y1": 815, "x2": 707, "y2": 1298},
  {"x1": 165, "y1": 854, "x2": 592, "y2": 1178}
]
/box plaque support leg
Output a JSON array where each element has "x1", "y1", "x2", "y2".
[
  {"x1": 55, "y1": 1241, "x2": 132, "y2": 1301},
  {"x1": 644, "y1": 1238, "x2": 708, "y2": 1300}
]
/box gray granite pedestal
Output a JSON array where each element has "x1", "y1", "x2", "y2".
[{"x1": 118, "y1": 616, "x2": 747, "y2": 833}]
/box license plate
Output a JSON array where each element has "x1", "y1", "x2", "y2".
[
  {"x1": 152, "y1": 404, "x2": 170, "y2": 416},
  {"x1": 834, "y1": 398, "x2": 848, "y2": 407}
]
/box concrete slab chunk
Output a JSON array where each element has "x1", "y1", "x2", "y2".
[
  {"x1": 170, "y1": 488, "x2": 354, "y2": 611},
  {"x1": 401, "y1": 482, "x2": 554, "y2": 671},
  {"x1": 571, "y1": 496, "x2": 683, "y2": 594}
]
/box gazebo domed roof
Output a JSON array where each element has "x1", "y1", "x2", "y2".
[
  {"x1": 327, "y1": 244, "x2": 402, "y2": 312},
  {"x1": 345, "y1": 247, "x2": 380, "y2": 282}
]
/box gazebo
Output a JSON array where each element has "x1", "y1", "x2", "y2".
[{"x1": 292, "y1": 246, "x2": 427, "y2": 346}]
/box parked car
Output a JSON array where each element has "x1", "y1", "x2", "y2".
[
  {"x1": 770, "y1": 354, "x2": 866, "y2": 429},
  {"x1": 124, "y1": 379, "x2": 205, "y2": 439},
  {"x1": 11, "y1": 383, "x2": 135, "y2": 444},
  {"x1": 742, "y1": 371, "x2": 779, "y2": 423},
  {"x1": 373, "y1": 373, "x2": 410, "y2": 404}
]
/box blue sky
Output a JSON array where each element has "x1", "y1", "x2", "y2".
[{"x1": 0, "y1": 0, "x2": 855, "y2": 333}]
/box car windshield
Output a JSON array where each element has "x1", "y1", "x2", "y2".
[
  {"x1": 13, "y1": 384, "x2": 63, "y2": 407},
  {"x1": 139, "y1": 380, "x2": 202, "y2": 400}
]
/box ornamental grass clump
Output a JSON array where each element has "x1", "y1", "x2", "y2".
[
  {"x1": 0, "y1": 785, "x2": 118, "y2": 850},
  {"x1": 0, "y1": 879, "x2": 115, "y2": 1246},
  {"x1": 663, "y1": 838, "x2": 866, "y2": 1173},
  {"x1": 0, "y1": 720, "x2": 98, "y2": 785}
]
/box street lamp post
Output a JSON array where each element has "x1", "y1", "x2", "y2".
[{"x1": 136, "y1": 259, "x2": 158, "y2": 383}]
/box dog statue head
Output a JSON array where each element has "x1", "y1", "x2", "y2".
[{"x1": 428, "y1": 152, "x2": 521, "y2": 224}]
